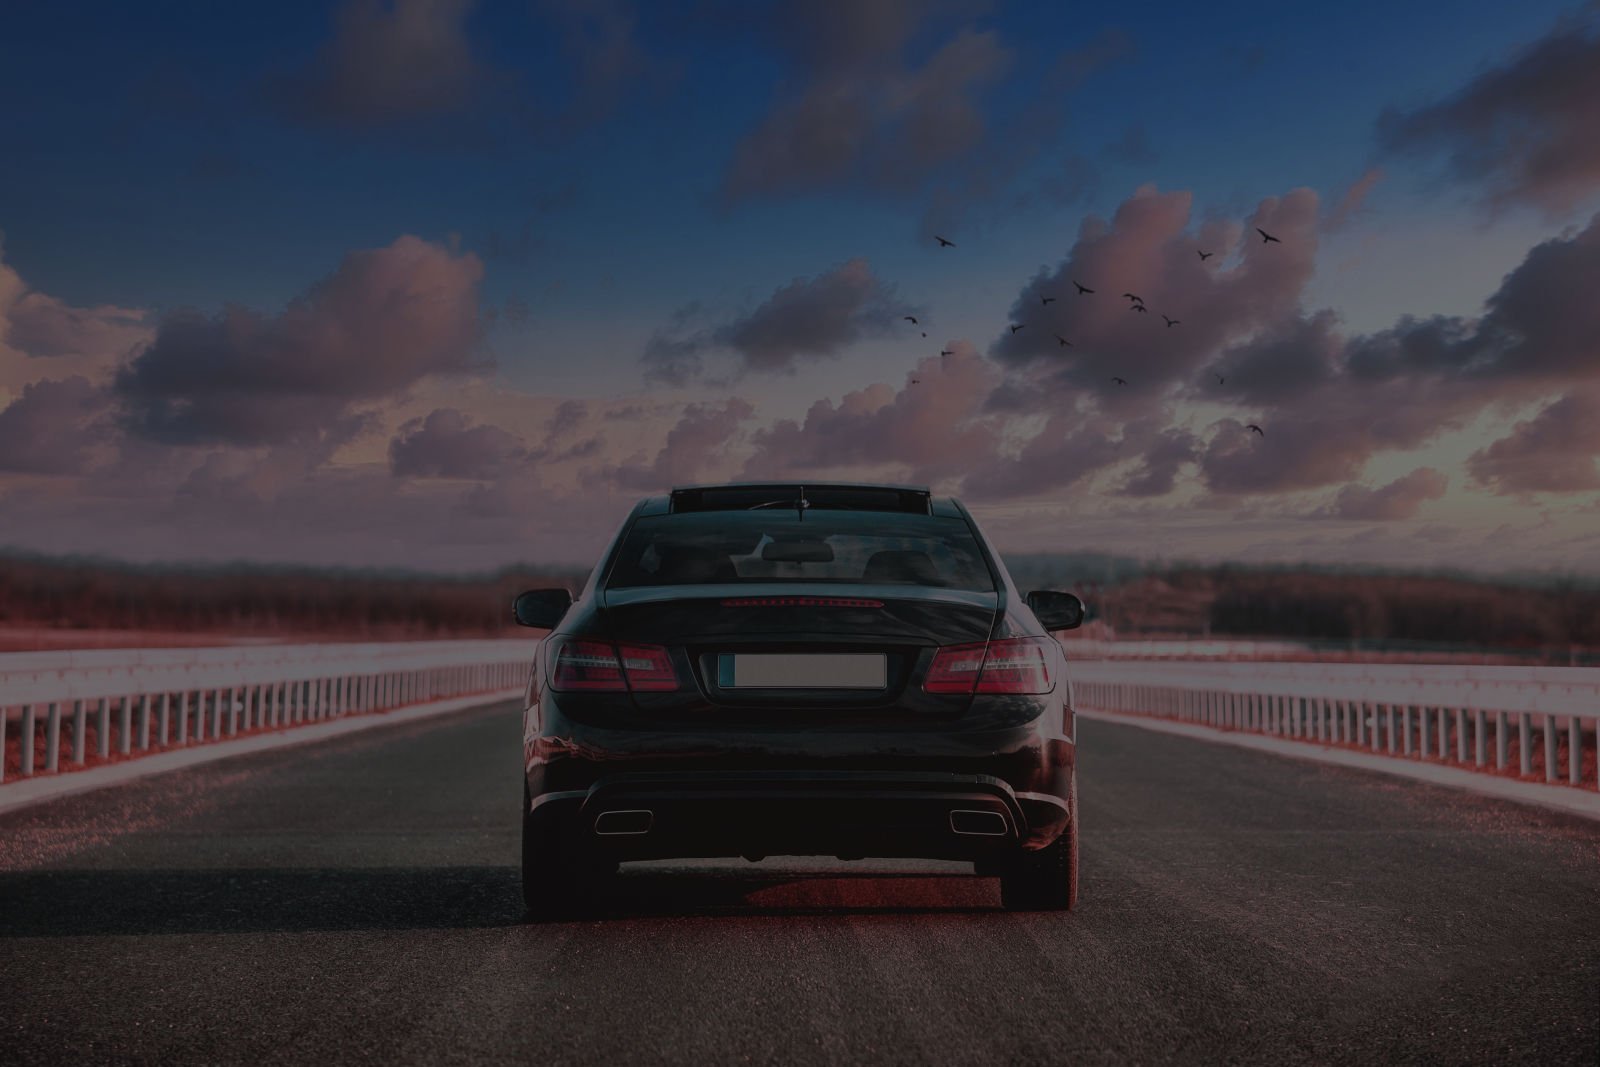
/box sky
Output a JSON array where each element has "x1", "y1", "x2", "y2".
[{"x1": 1, "y1": 0, "x2": 1599, "y2": 575}]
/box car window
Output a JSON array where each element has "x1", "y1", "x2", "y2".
[{"x1": 605, "y1": 512, "x2": 996, "y2": 591}]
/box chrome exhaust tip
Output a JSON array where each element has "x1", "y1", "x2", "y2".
[
  {"x1": 949, "y1": 809, "x2": 1009, "y2": 836},
  {"x1": 593, "y1": 809, "x2": 653, "y2": 836}
]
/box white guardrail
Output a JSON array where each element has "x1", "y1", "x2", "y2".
[
  {"x1": 0, "y1": 639, "x2": 532, "y2": 783},
  {"x1": 1068, "y1": 656, "x2": 1600, "y2": 790}
]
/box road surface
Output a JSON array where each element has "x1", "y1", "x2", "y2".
[{"x1": 2, "y1": 699, "x2": 1596, "y2": 1065}]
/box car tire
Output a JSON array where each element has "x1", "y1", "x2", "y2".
[
  {"x1": 999, "y1": 770, "x2": 1078, "y2": 911},
  {"x1": 522, "y1": 785, "x2": 611, "y2": 921}
]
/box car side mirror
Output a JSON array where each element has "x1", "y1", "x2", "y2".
[
  {"x1": 1025, "y1": 590, "x2": 1085, "y2": 631},
  {"x1": 512, "y1": 588, "x2": 572, "y2": 628}
]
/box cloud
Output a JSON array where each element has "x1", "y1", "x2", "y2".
[
  {"x1": 1116, "y1": 427, "x2": 1199, "y2": 497},
  {"x1": 723, "y1": 4, "x2": 1011, "y2": 200},
  {"x1": 1377, "y1": 10, "x2": 1600, "y2": 215},
  {"x1": 987, "y1": 185, "x2": 1321, "y2": 404},
  {"x1": 0, "y1": 376, "x2": 113, "y2": 475},
  {"x1": 4, "y1": 292, "x2": 148, "y2": 361},
  {"x1": 389, "y1": 407, "x2": 527, "y2": 479},
  {"x1": 643, "y1": 258, "x2": 915, "y2": 382},
  {"x1": 1321, "y1": 168, "x2": 1383, "y2": 232},
  {"x1": 610, "y1": 397, "x2": 755, "y2": 489},
  {"x1": 741, "y1": 344, "x2": 1002, "y2": 482},
  {"x1": 278, "y1": 0, "x2": 486, "y2": 127},
  {"x1": 114, "y1": 235, "x2": 486, "y2": 447},
  {"x1": 1323, "y1": 467, "x2": 1449, "y2": 520},
  {"x1": 1467, "y1": 389, "x2": 1600, "y2": 493}
]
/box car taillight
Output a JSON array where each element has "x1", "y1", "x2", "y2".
[
  {"x1": 924, "y1": 637, "x2": 1055, "y2": 695},
  {"x1": 549, "y1": 639, "x2": 681, "y2": 692},
  {"x1": 616, "y1": 644, "x2": 678, "y2": 690}
]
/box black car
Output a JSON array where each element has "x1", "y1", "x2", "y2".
[{"x1": 512, "y1": 482, "x2": 1085, "y2": 918}]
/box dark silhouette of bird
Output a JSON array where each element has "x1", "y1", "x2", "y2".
[
  {"x1": 1111, "y1": 376, "x2": 1129, "y2": 386},
  {"x1": 1131, "y1": 303, "x2": 1148, "y2": 313},
  {"x1": 1010, "y1": 324, "x2": 1026, "y2": 333},
  {"x1": 940, "y1": 349, "x2": 953, "y2": 356},
  {"x1": 1213, "y1": 371, "x2": 1225, "y2": 385},
  {"x1": 1073, "y1": 281, "x2": 1094, "y2": 295},
  {"x1": 1055, "y1": 335, "x2": 1072, "y2": 347},
  {"x1": 1246, "y1": 424, "x2": 1265, "y2": 436},
  {"x1": 1122, "y1": 292, "x2": 1144, "y2": 304},
  {"x1": 1198, "y1": 250, "x2": 1214, "y2": 261},
  {"x1": 1256, "y1": 228, "x2": 1280, "y2": 244},
  {"x1": 1163, "y1": 315, "x2": 1180, "y2": 327},
  {"x1": 904, "y1": 316, "x2": 919, "y2": 325},
  {"x1": 935, "y1": 235, "x2": 955, "y2": 248},
  {"x1": 1041, "y1": 296, "x2": 1056, "y2": 306},
  {"x1": 921, "y1": 332, "x2": 927, "y2": 337},
  {"x1": 911, "y1": 378, "x2": 922, "y2": 385}
]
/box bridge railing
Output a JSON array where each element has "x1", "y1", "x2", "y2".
[
  {"x1": 1068, "y1": 658, "x2": 1600, "y2": 790},
  {"x1": 0, "y1": 639, "x2": 532, "y2": 782}
]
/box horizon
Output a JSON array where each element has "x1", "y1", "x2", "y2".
[{"x1": 3, "y1": 1, "x2": 1599, "y2": 574}]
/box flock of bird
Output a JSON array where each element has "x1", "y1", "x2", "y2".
[{"x1": 911, "y1": 226, "x2": 1284, "y2": 438}]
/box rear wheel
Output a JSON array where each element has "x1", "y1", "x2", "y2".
[
  {"x1": 999, "y1": 771, "x2": 1078, "y2": 911},
  {"x1": 521, "y1": 785, "x2": 614, "y2": 921}
]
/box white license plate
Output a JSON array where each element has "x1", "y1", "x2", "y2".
[{"x1": 723, "y1": 653, "x2": 886, "y2": 689}]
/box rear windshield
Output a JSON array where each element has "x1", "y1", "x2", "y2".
[{"x1": 605, "y1": 511, "x2": 996, "y2": 591}]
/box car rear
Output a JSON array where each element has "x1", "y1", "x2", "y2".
[{"x1": 518, "y1": 483, "x2": 1079, "y2": 916}]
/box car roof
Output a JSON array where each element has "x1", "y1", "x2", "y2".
[{"x1": 633, "y1": 482, "x2": 965, "y2": 518}]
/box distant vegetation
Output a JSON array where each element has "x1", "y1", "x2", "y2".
[
  {"x1": 1, "y1": 550, "x2": 1595, "y2": 654},
  {"x1": 0, "y1": 552, "x2": 589, "y2": 640}
]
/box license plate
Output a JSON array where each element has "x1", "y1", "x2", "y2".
[{"x1": 719, "y1": 653, "x2": 886, "y2": 689}]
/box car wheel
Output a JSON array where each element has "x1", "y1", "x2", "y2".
[
  {"x1": 999, "y1": 770, "x2": 1078, "y2": 911},
  {"x1": 522, "y1": 785, "x2": 611, "y2": 921}
]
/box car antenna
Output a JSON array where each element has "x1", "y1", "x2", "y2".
[{"x1": 796, "y1": 485, "x2": 808, "y2": 522}]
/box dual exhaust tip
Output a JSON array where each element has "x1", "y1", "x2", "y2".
[{"x1": 592, "y1": 807, "x2": 1010, "y2": 837}]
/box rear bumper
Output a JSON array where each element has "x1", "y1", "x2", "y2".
[{"x1": 527, "y1": 769, "x2": 1072, "y2": 862}]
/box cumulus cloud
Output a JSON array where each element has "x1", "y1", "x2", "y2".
[
  {"x1": 610, "y1": 397, "x2": 755, "y2": 489},
  {"x1": 987, "y1": 185, "x2": 1321, "y2": 403},
  {"x1": 114, "y1": 235, "x2": 487, "y2": 446},
  {"x1": 0, "y1": 376, "x2": 113, "y2": 475},
  {"x1": 389, "y1": 407, "x2": 527, "y2": 478},
  {"x1": 1321, "y1": 168, "x2": 1383, "y2": 232},
  {"x1": 1467, "y1": 389, "x2": 1600, "y2": 493},
  {"x1": 741, "y1": 344, "x2": 1002, "y2": 482},
  {"x1": 723, "y1": 4, "x2": 1011, "y2": 200},
  {"x1": 1116, "y1": 427, "x2": 1199, "y2": 497},
  {"x1": 278, "y1": 0, "x2": 485, "y2": 127},
  {"x1": 1377, "y1": 10, "x2": 1600, "y2": 215},
  {"x1": 1323, "y1": 467, "x2": 1449, "y2": 520},
  {"x1": 642, "y1": 258, "x2": 915, "y2": 382},
  {"x1": 4, "y1": 292, "x2": 148, "y2": 361}
]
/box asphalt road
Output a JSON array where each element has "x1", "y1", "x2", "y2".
[{"x1": 2, "y1": 699, "x2": 1597, "y2": 1066}]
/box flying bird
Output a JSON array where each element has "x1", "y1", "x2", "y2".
[
  {"x1": 1163, "y1": 315, "x2": 1180, "y2": 327},
  {"x1": 935, "y1": 235, "x2": 955, "y2": 248},
  {"x1": 1041, "y1": 296, "x2": 1056, "y2": 306},
  {"x1": 1256, "y1": 228, "x2": 1281, "y2": 244},
  {"x1": 1198, "y1": 250, "x2": 1214, "y2": 261},
  {"x1": 1122, "y1": 292, "x2": 1144, "y2": 304},
  {"x1": 1246, "y1": 424, "x2": 1265, "y2": 436},
  {"x1": 1213, "y1": 371, "x2": 1226, "y2": 385},
  {"x1": 904, "y1": 316, "x2": 919, "y2": 325},
  {"x1": 1111, "y1": 376, "x2": 1129, "y2": 386},
  {"x1": 940, "y1": 349, "x2": 953, "y2": 357},
  {"x1": 911, "y1": 378, "x2": 922, "y2": 385},
  {"x1": 1010, "y1": 323, "x2": 1026, "y2": 333},
  {"x1": 1073, "y1": 281, "x2": 1094, "y2": 295},
  {"x1": 1055, "y1": 335, "x2": 1072, "y2": 347},
  {"x1": 1131, "y1": 303, "x2": 1148, "y2": 313}
]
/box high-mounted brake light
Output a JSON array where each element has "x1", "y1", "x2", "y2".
[
  {"x1": 924, "y1": 637, "x2": 1055, "y2": 695},
  {"x1": 721, "y1": 597, "x2": 884, "y2": 608},
  {"x1": 550, "y1": 639, "x2": 680, "y2": 692}
]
